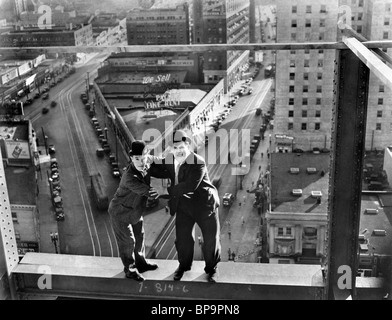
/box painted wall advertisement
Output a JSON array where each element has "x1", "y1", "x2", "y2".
[
  {"x1": 6, "y1": 141, "x2": 31, "y2": 160},
  {"x1": 203, "y1": 0, "x2": 225, "y2": 16}
]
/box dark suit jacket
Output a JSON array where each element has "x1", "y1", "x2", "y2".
[{"x1": 151, "y1": 152, "x2": 220, "y2": 216}]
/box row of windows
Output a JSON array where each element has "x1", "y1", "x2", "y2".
[
  {"x1": 288, "y1": 110, "x2": 322, "y2": 117},
  {"x1": 288, "y1": 98, "x2": 323, "y2": 105},
  {"x1": 133, "y1": 16, "x2": 184, "y2": 20},
  {"x1": 291, "y1": 19, "x2": 327, "y2": 28},
  {"x1": 287, "y1": 123, "x2": 322, "y2": 131},
  {"x1": 289, "y1": 85, "x2": 324, "y2": 93},
  {"x1": 291, "y1": 4, "x2": 329, "y2": 14},
  {"x1": 290, "y1": 49, "x2": 325, "y2": 55},
  {"x1": 289, "y1": 61, "x2": 325, "y2": 69}
]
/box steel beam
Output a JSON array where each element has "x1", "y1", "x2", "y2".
[
  {"x1": 0, "y1": 40, "x2": 392, "y2": 55},
  {"x1": 326, "y1": 44, "x2": 370, "y2": 300},
  {"x1": 14, "y1": 253, "x2": 324, "y2": 300},
  {"x1": 343, "y1": 37, "x2": 392, "y2": 90}
]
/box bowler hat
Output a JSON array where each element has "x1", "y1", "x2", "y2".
[
  {"x1": 172, "y1": 130, "x2": 192, "y2": 144},
  {"x1": 129, "y1": 140, "x2": 146, "y2": 157}
]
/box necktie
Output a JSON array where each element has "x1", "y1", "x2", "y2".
[{"x1": 175, "y1": 161, "x2": 182, "y2": 185}]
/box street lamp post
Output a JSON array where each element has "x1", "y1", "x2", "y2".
[
  {"x1": 41, "y1": 127, "x2": 48, "y2": 155},
  {"x1": 50, "y1": 232, "x2": 58, "y2": 254}
]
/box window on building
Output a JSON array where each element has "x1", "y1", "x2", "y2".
[
  {"x1": 378, "y1": 98, "x2": 384, "y2": 105},
  {"x1": 383, "y1": 32, "x2": 389, "y2": 40},
  {"x1": 358, "y1": 0, "x2": 363, "y2": 7},
  {"x1": 317, "y1": 85, "x2": 322, "y2": 93},
  {"x1": 290, "y1": 60, "x2": 296, "y2": 67},
  {"x1": 12, "y1": 212, "x2": 17, "y2": 223},
  {"x1": 290, "y1": 73, "x2": 295, "y2": 80},
  {"x1": 288, "y1": 110, "x2": 294, "y2": 117},
  {"x1": 304, "y1": 60, "x2": 310, "y2": 67},
  {"x1": 357, "y1": 26, "x2": 362, "y2": 33},
  {"x1": 303, "y1": 86, "x2": 308, "y2": 93},
  {"x1": 317, "y1": 73, "x2": 323, "y2": 80},
  {"x1": 306, "y1": 5, "x2": 312, "y2": 13},
  {"x1": 288, "y1": 123, "x2": 294, "y2": 130},
  {"x1": 278, "y1": 227, "x2": 284, "y2": 236},
  {"x1": 377, "y1": 110, "x2": 383, "y2": 117},
  {"x1": 292, "y1": 5, "x2": 297, "y2": 13},
  {"x1": 386, "y1": 3, "x2": 392, "y2": 12},
  {"x1": 320, "y1": 5, "x2": 327, "y2": 13},
  {"x1": 316, "y1": 110, "x2": 321, "y2": 117},
  {"x1": 302, "y1": 123, "x2": 307, "y2": 130},
  {"x1": 286, "y1": 228, "x2": 292, "y2": 236},
  {"x1": 379, "y1": 85, "x2": 385, "y2": 92},
  {"x1": 291, "y1": 33, "x2": 297, "y2": 40},
  {"x1": 319, "y1": 49, "x2": 324, "y2": 54},
  {"x1": 290, "y1": 50, "x2": 296, "y2": 55},
  {"x1": 304, "y1": 73, "x2": 309, "y2": 80},
  {"x1": 305, "y1": 19, "x2": 311, "y2": 27},
  {"x1": 302, "y1": 110, "x2": 308, "y2": 117},
  {"x1": 14, "y1": 231, "x2": 21, "y2": 241},
  {"x1": 376, "y1": 123, "x2": 382, "y2": 130},
  {"x1": 358, "y1": 13, "x2": 363, "y2": 21},
  {"x1": 319, "y1": 33, "x2": 324, "y2": 40},
  {"x1": 315, "y1": 123, "x2": 321, "y2": 130},
  {"x1": 320, "y1": 19, "x2": 325, "y2": 27},
  {"x1": 303, "y1": 98, "x2": 308, "y2": 105},
  {"x1": 289, "y1": 98, "x2": 294, "y2": 105},
  {"x1": 289, "y1": 86, "x2": 295, "y2": 92},
  {"x1": 318, "y1": 60, "x2": 323, "y2": 67},
  {"x1": 291, "y1": 20, "x2": 297, "y2": 27}
]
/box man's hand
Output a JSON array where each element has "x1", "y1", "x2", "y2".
[{"x1": 148, "y1": 187, "x2": 159, "y2": 199}]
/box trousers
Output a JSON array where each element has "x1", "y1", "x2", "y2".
[
  {"x1": 175, "y1": 208, "x2": 221, "y2": 273},
  {"x1": 109, "y1": 211, "x2": 147, "y2": 271}
]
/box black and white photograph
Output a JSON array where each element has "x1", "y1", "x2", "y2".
[{"x1": 0, "y1": 0, "x2": 391, "y2": 306}]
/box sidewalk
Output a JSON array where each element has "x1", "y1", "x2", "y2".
[{"x1": 36, "y1": 146, "x2": 59, "y2": 254}]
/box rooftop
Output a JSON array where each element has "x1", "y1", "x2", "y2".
[
  {"x1": 0, "y1": 122, "x2": 29, "y2": 140},
  {"x1": 4, "y1": 165, "x2": 36, "y2": 206},
  {"x1": 99, "y1": 70, "x2": 187, "y2": 84},
  {"x1": 360, "y1": 194, "x2": 392, "y2": 256},
  {"x1": 270, "y1": 152, "x2": 330, "y2": 213}
]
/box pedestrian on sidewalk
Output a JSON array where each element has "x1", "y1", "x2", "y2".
[
  {"x1": 261, "y1": 152, "x2": 264, "y2": 158},
  {"x1": 259, "y1": 165, "x2": 261, "y2": 171},
  {"x1": 243, "y1": 195, "x2": 246, "y2": 203},
  {"x1": 228, "y1": 230, "x2": 232, "y2": 240},
  {"x1": 242, "y1": 216, "x2": 245, "y2": 225},
  {"x1": 231, "y1": 252, "x2": 236, "y2": 261},
  {"x1": 228, "y1": 248, "x2": 232, "y2": 260}
]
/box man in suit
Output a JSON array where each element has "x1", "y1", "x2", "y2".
[
  {"x1": 108, "y1": 140, "x2": 162, "y2": 282},
  {"x1": 155, "y1": 130, "x2": 221, "y2": 283}
]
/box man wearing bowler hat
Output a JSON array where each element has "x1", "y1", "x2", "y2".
[
  {"x1": 108, "y1": 140, "x2": 164, "y2": 282},
  {"x1": 155, "y1": 129, "x2": 221, "y2": 282}
]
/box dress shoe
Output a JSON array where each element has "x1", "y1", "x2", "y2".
[
  {"x1": 207, "y1": 269, "x2": 218, "y2": 283},
  {"x1": 173, "y1": 266, "x2": 189, "y2": 281},
  {"x1": 125, "y1": 268, "x2": 145, "y2": 282},
  {"x1": 137, "y1": 263, "x2": 158, "y2": 273}
]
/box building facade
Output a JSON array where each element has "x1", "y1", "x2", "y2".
[
  {"x1": 126, "y1": 3, "x2": 190, "y2": 45},
  {"x1": 274, "y1": 0, "x2": 339, "y2": 151},
  {"x1": 0, "y1": 23, "x2": 93, "y2": 47},
  {"x1": 193, "y1": 0, "x2": 250, "y2": 90}
]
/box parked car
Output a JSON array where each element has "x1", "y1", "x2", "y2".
[
  {"x1": 247, "y1": 88, "x2": 253, "y2": 95},
  {"x1": 223, "y1": 193, "x2": 235, "y2": 207},
  {"x1": 42, "y1": 107, "x2": 49, "y2": 114},
  {"x1": 34, "y1": 92, "x2": 41, "y2": 99},
  {"x1": 50, "y1": 100, "x2": 57, "y2": 107},
  {"x1": 42, "y1": 93, "x2": 49, "y2": 100},
  {"x1": 293, "y1": 148, "x2": 304, "y2": 153},
  {"x1": 48, "y1": 144, "x2": 56, "y2": 154},
  {"x1": 24, "y1": 98, "x2": 33, "y2": 105},
  {"x1": 42, "y1": 87, "x2": 50, "y2": 93}
]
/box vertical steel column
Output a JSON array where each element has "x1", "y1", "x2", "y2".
[
  {"x1": 0, "y1": 151, "x2": 19, "y2": 300},
  {"x1": 325, "y1": 48, "x2": 369, "y2": 300}
]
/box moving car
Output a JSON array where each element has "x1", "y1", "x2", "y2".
[{"x1": 42, "y1": 107, "x2": 49, "y2": 114}]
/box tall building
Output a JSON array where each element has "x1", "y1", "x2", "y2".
[
  {"x1": 274, "y1": 0, "x2": 392, "y2": 151},
  {"x1": 126, "y1": 3, "x2": 190, "y2": 45},
  {"x1": 192, "y1": 0, "x2": 250, "y2": 90},
  {"x1": 362, "y1": 0, "x2": 392, "y2": 150},
  {"x1": 274, "y1": 0, "x2": 339, "y2": 151}
]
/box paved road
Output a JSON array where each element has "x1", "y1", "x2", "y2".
[{"x1": 29, "y1": 53, "x2": 127, "y2": 257}]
